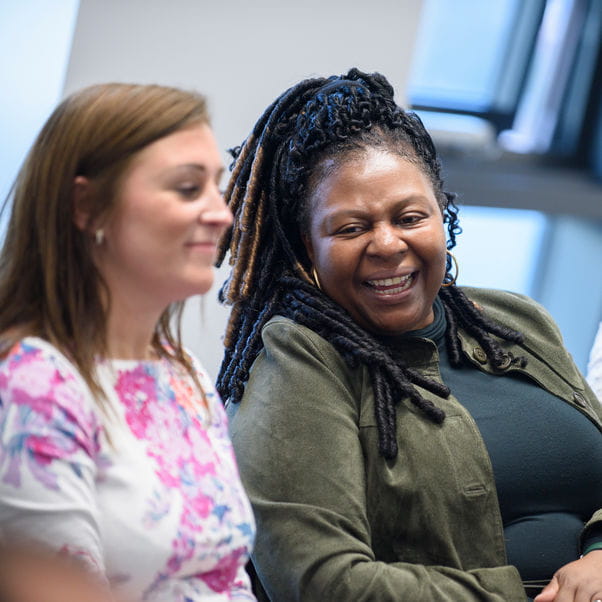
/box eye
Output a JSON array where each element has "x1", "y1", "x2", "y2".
[
  {"x1": 398, "y1": 213, "x2": 425, "y2": 226},
  {"x1": 176, "y1": 184, "x2": 201, "y2": 199},
  {"x1": 335, "y1": 224, "x2": 365, "y2": 236}
]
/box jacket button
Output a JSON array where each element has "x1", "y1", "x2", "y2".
[
  {"x1": 498, "y1": 354, "x2": 512, "y2": 370},
  {"x1": 472, "y1": 347, "x2": 487, "y2": 364},
  {"x1": 573, "y1": 391, "x2": 588, "y2": 408}
]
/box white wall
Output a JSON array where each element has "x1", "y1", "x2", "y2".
[
  {"x1": 0, "y1": 0, "x2": 79, "y2": 208},
  {"x1": 532, "y1": 216, "x2": 602, "y2": 371},
  {"x1": 63, "y1": 0, "x2": 424, "y2": 376}
]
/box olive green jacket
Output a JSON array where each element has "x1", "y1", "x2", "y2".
[{"x1": 227, "y1": 288, "x2": 602, "y2": 601}]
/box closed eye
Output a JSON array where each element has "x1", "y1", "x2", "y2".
[
  {"x1": 335, "y1": 224, "x2": 366, "y2": 235},
  {"x1": 177, "y1": 184, "x2": 201, "y2": 199}
]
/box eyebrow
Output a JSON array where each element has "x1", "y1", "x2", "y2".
[
  {"x1": 321, "y1": 196, "x2": 435, "y2": 223},
  {"x1": 170, "y1": 163, "x2": 225, "y2": 178},
  {"x1": 327, "y1": 195, "x2": 433, "y2": 215},
  {"x1": 325, "y1": 208, "x2": 370, "y2": 220}
]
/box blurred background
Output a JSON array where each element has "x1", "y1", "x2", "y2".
[{"x1": 1, "y1": 0, "x2": 600, "y2": 376}]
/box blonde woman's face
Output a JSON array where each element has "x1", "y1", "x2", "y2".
[{"x1": 95, "y1": 124, "x2": 232, "y2": 310}]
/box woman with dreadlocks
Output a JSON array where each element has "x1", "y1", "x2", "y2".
[{"x1": 217, "y1": 69, "x2": 602, "y2": 601}]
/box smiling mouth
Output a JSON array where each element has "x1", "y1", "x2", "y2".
[
  {"x1": 365, "y1": 273, "x2": 416, "y2": 295},
  {"x1": 186, "y1": 241, "x2": 217, "y2": 248}
]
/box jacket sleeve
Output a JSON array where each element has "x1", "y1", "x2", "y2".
[{"x1": 228, "y1": 319, "x2": 527, "y2": 601}]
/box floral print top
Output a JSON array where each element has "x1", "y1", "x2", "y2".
[{"x1": 0, "y1": 337, "x2": 256, "y2": 601}]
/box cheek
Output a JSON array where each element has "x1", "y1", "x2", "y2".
[
  {"x1": 430, "y1": 222, "x2": 448, "y2": 256},
  {"x1": 432, "y1": 239, "x2": 449, "y2": 282},
  {"x1": 315, "y1": 243, "x2": 349, "y2": 279},
  {"x1": 116, "y1": 209, "x2": 187, "y2": 250},
  {"x1": 416, "y1": 226, "x2": 447, "y2": 282},
  {"x1": 437, "y1": 250, "x2": 448, "y2": 281}
]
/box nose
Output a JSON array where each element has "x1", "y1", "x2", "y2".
[
  {"x1": 200, "y1": 182, "x2": 233, "y2": 230},
  {"x1": 368, "y1": 223, "x2": 407, "y2": 257}
]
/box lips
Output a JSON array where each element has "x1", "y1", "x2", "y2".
[
  {"x1": 187, "y1": 239, "x2": 218, "y2": 245},
  {"x1": 185, "y1": 240, "x2": 218, "y2": 248},
  {"x1": 184, "y1": 241, "x2": 219, "y2": 258}
]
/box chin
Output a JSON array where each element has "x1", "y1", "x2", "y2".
[
  {"x1": 166, "y1": 281, "x2": 214, "y2": 303},
  {"x1": 198, "y1": 274, "x2": 216, "y2": 294},
  {"x1": 179, "y1": 270, "x2": 215, "y2": 296}
]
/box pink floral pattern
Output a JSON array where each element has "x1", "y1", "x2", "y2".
[{"x1": 0, "y1": 338, "x2": 255, "y2": 601}]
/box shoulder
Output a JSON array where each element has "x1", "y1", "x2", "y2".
[
  {"x1": 0, "y1": 336, "x2": 93, "y2": 392},
  {"x1": 230, "y1": 317, "x2": 365, "y2": 439},
  {"x1": 239, "y1": 315, "x2": 364, "y2": 409},
  {"x1": 258, "y1": 316, "x2": 349, "y2": 374},
  {"x1": 262, "y1": 316, "x2": 338, "y2": 356},
  {"x1": 459, "y1": 286, "x2": 563, "y2": 343},
  {"x1": 0, "y1": 337, "x2": 101, "y2": 437},
  {"x1": 459, "y1": 287, "x2": 591, "y2": 391}
]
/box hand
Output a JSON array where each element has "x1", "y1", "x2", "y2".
[{"x1": 534, "y1": 550, "x2": 602, "y2": 602}]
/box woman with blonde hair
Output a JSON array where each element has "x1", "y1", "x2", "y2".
[{"x1": 0, "y1": 83, "x2": 255, "y2": 601}]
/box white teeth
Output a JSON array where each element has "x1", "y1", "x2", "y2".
[
  {"x1": 367, "y1": 273, "x2": 414, "y2": 295},
  {"x1": 368, "y1": 274, "x2": 412, "y2": 287}
]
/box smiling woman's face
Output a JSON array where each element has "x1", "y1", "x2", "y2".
[
  {"x1": 303, "y1": 148, "x2": 447, "y2": 336},
  {"x1": 91, "y1": 123, "x2": 232, "y2": 310}
]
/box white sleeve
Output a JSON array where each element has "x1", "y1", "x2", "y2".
[
  {"x1": 0, "y1": 340, "x2": 105, "y2": 572},
  {"x1": 587, "y1": 322, "x2": 602, "y2": 401}
]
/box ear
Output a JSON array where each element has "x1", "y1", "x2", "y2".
[{"x1": 72, "y1": 176, "x2": 92, "y2": 231}]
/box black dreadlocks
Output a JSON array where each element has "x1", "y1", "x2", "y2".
[{"x1": 217, "y1": 68, "x2": 525, "y2": 458}]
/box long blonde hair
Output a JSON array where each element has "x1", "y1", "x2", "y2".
[{"x1": 0, "y1": 83, "x2": 211, "y2": 408}]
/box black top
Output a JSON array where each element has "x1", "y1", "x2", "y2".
[{"x1": 405, "y1": 298, "x2": 602, "y2": 582}]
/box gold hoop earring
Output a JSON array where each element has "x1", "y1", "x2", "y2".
[
  {"x1": 311, "y1": 267, "x2": 323, "y2": 291},
  {"x1": 94, "y1": 229, "x2": 105, "y2": 245},
  {"x1": 441, "y1": 250, "x2": 458, "y2": 287}
]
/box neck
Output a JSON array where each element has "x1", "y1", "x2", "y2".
[{"x1": 104, "y1": 290, "x2": 167, "y2": 361}]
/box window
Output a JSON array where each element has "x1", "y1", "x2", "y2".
[
  {"x1": 409, "y1": 0, "x2": 545, "y2": 130},
  {"x1": 408, "y1": 0, "x2": 602, "y2": 371},
  {"x1": 409, "y1": 0, "x2": 602, "y2": 163},
  {"x1": 0, "y1": 1, "x2": 80, "y2": 208},
  {"x1": 453, "y1": 206, "x2": 547, "y2": 296}
]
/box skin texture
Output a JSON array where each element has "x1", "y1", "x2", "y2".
[
  {"x1": 304, "y1": 148, "x2": 447, "y2": 336},
  {"x1": 534, "y1": 550, "x2": 602, "y2": 602},
  {"x1": 0, "y1": 547, "x2": 116, "y2": 602}
]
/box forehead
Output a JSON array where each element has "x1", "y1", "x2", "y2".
[
  {"x1": 310, "y1": 148, "x2": 437, "y2": 209},
  {"x1": 128, "y1": 123, "x2": 222, "y2": 172}
]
